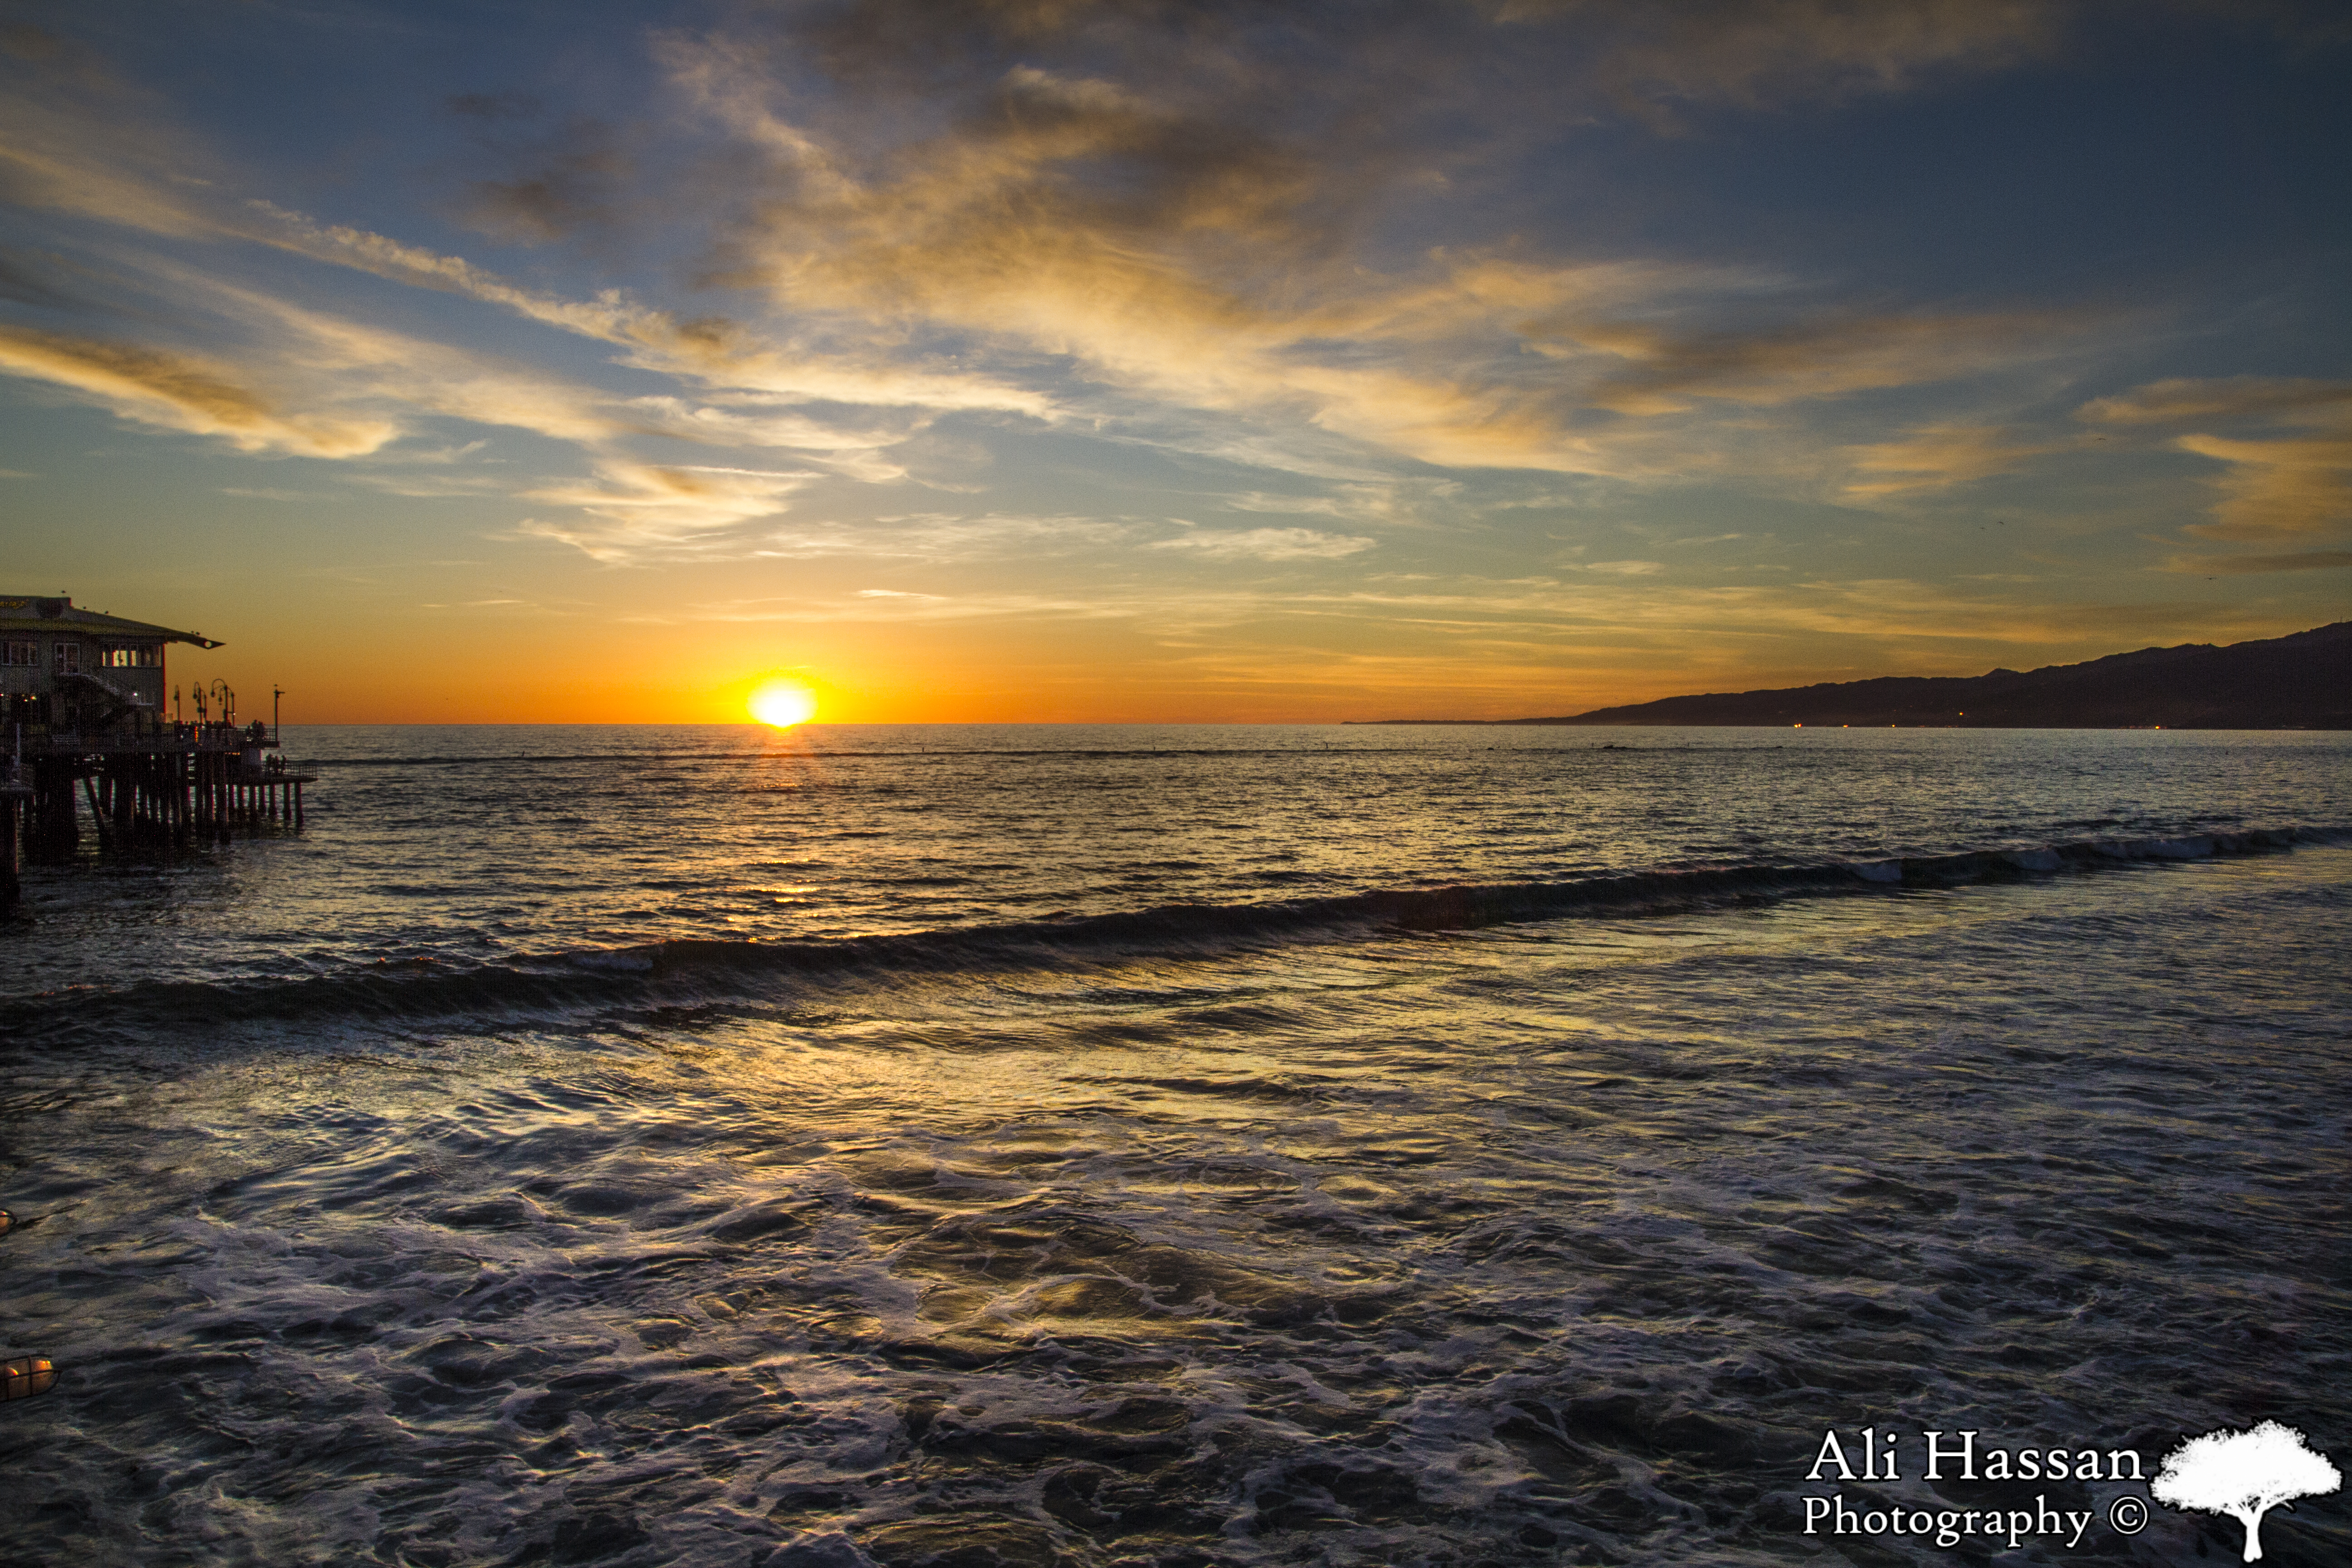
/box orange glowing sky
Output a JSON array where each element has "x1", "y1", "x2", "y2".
[{"x1": 4, "y1": 2, "x2": 2348, "y2": 723}]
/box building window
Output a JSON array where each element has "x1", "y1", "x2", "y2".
[
  {"x1": 52, "y1": 642, "x2": 80, "y2": 675},
  {"x1": 1, "y1": 640, "x2": 36, "y2": 667},
  {"x1": 103, "y1": 645, "x2": 162, "y2": 667}
]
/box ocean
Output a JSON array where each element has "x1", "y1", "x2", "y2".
[{"x1": 1, "y1": 724, "x2": 2346, "y2": 1567}]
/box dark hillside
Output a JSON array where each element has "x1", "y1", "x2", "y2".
[
  {"x1": 1523, "y1": 622, "x2": 2351, "y2": 728},
  {"x1": 1356, "y1": 623, "x2": 2352, "y2": 728}
]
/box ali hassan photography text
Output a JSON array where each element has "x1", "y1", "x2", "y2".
[{"x1": 1, "y1": 3, "x2": 2347, "y2": 1565}]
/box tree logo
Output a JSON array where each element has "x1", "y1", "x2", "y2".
[{"x1": 2151, "y1": 1421, "x2": 2340, "y2": 1562}]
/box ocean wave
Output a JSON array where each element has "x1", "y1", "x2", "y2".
[
  {"x1": 311, "y1": 747, "x2": 1383, "y2": 768},
  {"x1": 292, "y1": 741, "x2": 1805, "y2": 768},
  {"x1": 3, "y1": 825, "x2": 2334, "y2": 1039}
]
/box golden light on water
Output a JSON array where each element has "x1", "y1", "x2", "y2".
[{"x1": 749, "y1": 679, "x2": 818, "y2": 728}]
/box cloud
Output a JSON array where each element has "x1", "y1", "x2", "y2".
[
  {"x1": 1222, "y1": 490, "x2": 1371, "y2": 518},
  {"x1": 10, "y1": 0, "x2": 2323, "y2": 609},
  {"x1": 455, "y1": 121, "x2": 628, "y2": 245},
  {"x1": 856, "y1": 511, "x2": 1136, "y2": 558},
  {"x1": 605, "y1": 510, "x2": 1138, "y2": 566},
  {"x1": 0, "y1": 83, "x2": 219, "y2": 239},
  {"x1": 1575, "y1": 312, "x2": 2076, "y2": 415},
  {"x1": 0, "y1": 323, "x2": 395, "y2": 455},
  {"x1": 1844, "y1": 421, "x2": 2073, "y2": 495},
  {"x1": 1152, "y1": 527, "x2": 1375, "y2": 561},
  {"x1": 684, "y1": 586, "x2": 1136, "y2": 625},
  {"x1": 719, "y1": 565, "x2": 2222, "y2": 661},
  {"x1": 2075, "y1": 375, "x2": 2352, "y2": 547},
  {"x1": 243, "y1": 201, "x2": 1057, "y2": 417},
  {"x1": 0, "y1": 3, "x2": 2123, "y2": 525},
  {"x1": 2161, "y1": 549, "x2": 2352, "y2": 574},
  {"x1": 0, "y1": 246, "x2": 97, "y2": 311},
  {"x1": 515, "y1": 461, "x2": 823, "y2": 562},
  {"x1": 210, "y1": 291, "x2": 635, "y2": 446},
  {"x1": 620, "y1": 396, "x2": 920, "y2": 480},
  {"x1": 2175, "y1": 433, "x2": 2352, "y2": 541},
  {"x1": 783, "y1": 0, "x2": 2067, "y2": 131},
  {"x1": 0, "y1": 235, "x2": 684, "y2": 463},
  {"x1": 0, "y1": 91, "x2": 1049, "y2": 424},
  {"x1": 1513, "y1": 0, "x2": 2063, "y2": 127},
  {"x1": 676, "y1": 29, "x2": 1739, "y2": 475},
  {"x1": 1220, "y1": 480, "x2": 1460, "y2": 524},
  {"x1": 446, "y1": 92, "x2": 542, "y2": 122},
  {"x1": 2077, "y1": 376, "x2": 2352, "y2": 426},
  {"x1": 0, "y1": 249, "x2": 960, "y2": 554},
  {"x1": 668, "y1": 31, "x2": 1699, "y2": 474},
  {"x1": 359, "y1": 471, "x2": 514, "y2": 500}
]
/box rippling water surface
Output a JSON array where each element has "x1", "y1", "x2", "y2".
[{"x1": 2, "y1": 725, "x2": 2346, "y2": 1567}]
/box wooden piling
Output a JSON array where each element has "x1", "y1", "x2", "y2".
[
  {"x1": 0, "y1": 794, "x2": 19, "y2": 909},
  {"x1": 9, "y1": 730, "x2": 315, "y2": 870},
  {"x1": 81, "y1": 773, "x2": 112, "y2": 854}
]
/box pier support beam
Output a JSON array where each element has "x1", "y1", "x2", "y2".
[
  {"x1": 0, "y1": 797, "x2": 19, "y2": 909},
  {"x1": 31, "y1": 760, "x2": 78, "y2": 863}
]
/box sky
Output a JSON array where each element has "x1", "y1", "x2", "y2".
[{"x1": 2, "y1": 0, "x2": 2347, "y2": 724}]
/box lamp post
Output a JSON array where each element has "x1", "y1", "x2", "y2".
[{"x1": 273, "y1": 686, "x2": 284, "y2": 746}]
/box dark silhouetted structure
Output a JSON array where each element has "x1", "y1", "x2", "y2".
[
  {"x1": 1359, "y1": 622, "x2": 2352, "y2": 730},
  {"x1": 1, "y1": 594, "x2": 313, "y2": 906}
]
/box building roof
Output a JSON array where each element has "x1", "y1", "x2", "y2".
[{"x1": 0, "y1": 595, "x2": 223, "y2": 648}]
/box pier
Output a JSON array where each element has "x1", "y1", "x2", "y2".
[{"x1": 2, "y1": 594, "x2": 314, "y2": 906}]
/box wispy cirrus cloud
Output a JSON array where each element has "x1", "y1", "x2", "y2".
[
  {"x1": 1844, "y1": 421, "x2": 2078, "y2": 496},
  {"x1": 0, "y1": 0, "x2": 2147, "y2": 566},
  {"x1": 2173, "y1": 433, "x2": 2352, "y2": 542},
  {"x1": 645, "y1": 510, "x2": 1144, "y2": 566},
  {"x1": 3, "y1": 0, "x2": 2342, "y2": 667},
  {"x1": 1506, "y1": 0, "x2": 2064, "y2": 127},
  {"x1": 0, "y1": 43, "x2": 1051, "y2": 560},
  {"x1": 677, "y1": 585, "x2": 1136, "y2": 626},
  {"x1": 0, "y1": 37, "x2": 223, "y2": 240},
  {"x1": 0, "y1": 34, "x2": 1057, "y2": 426},
  {"x1": 514, "y1": 461, "x2": 823, "y2": 562},
  {"x1": 2078, "y1": 376, "x2": 2352, "y2": 558},
  {"x1": 0, "y1": 192, "x2": 989, "y2": 557},
  {"x1": 669, "y1": 22, "x2": 2080, "y2": 482},
  {"x1": 2162, "y1": 549, "x2": 2352, "y2": 575},
  {"x1": 1152, "y1": 526, "x2": 1375, "y2": 561},
  {"x1": 245, "y1": 201, "x2": 1057, "y2": 418},
  {"x1": 0, "y1": 322, "x2": 395, "y2": 456},
  {"x1": 1573, "y1": 312, "x2": 2082, "y2": 416},
  {"x1": 661, "y1": 23, "x2": 1675, "y2": 471},
  {"x1": 2077, "y1": 375, "x2": 2352, "y2": 426}
]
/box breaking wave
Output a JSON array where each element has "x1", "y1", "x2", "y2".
[{"x1": 6, "y1": 825, "x2": 2331, "y2": 1044}]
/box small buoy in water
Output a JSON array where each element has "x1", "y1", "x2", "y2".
[
  {"x1": 3, "y1": 1356, "x2": 57, "y2": 1401},
  {"x1": 0, "y1": 1210, "x2": 12, "y2": 1238}
]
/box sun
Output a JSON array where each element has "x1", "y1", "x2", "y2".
[{"x1": 748, "y1": 678, "x2": 818, "y2": 728}]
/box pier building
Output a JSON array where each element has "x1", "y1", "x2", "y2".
[{"x1": 1, "y1": 594, "x2": 314, "y2": 906}]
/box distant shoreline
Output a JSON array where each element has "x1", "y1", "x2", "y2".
[
  {"x1": 1339, "y1": 720, "x2": 2334, "y2": 729},
  {"x1": 1350, "y1": 622, "x2": 2351, "y2": 731}
]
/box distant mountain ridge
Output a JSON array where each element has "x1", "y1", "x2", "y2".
[{"x1": 1362, "y1": 622, "x2": 2352, "y2": 729}]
